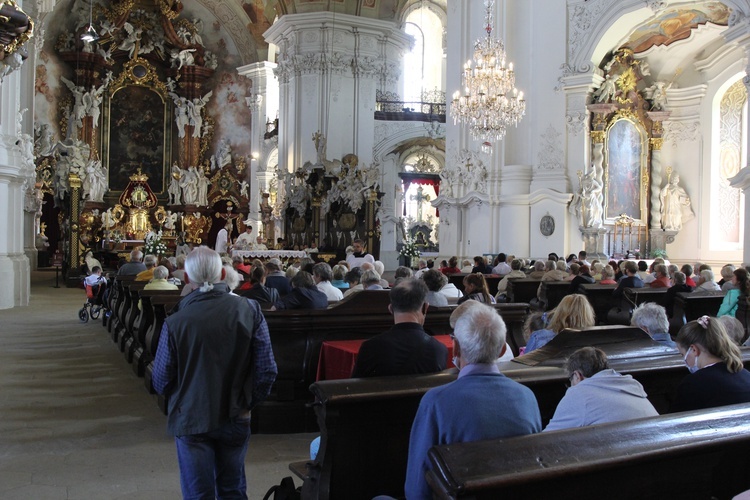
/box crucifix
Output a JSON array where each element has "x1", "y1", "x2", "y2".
[{"x1": 410, "y1": 186, "x2": 431, "y2": 222}]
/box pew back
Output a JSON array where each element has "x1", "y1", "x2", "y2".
[
  {"x1": 426, "y1": 403, "x2": 750, "y2": 500},
  {"x1": 298, "y1": 332, "x2": 718, "y2": 499}
]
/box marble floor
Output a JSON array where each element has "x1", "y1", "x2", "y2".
[{"x1": 0, "y1": 271, "x2": 313, "y2": 499}]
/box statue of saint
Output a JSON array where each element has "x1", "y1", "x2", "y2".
[
  {"x1": 570, "y1": 168, "x2": 604, "y2": 228},
  {"x1": 660, "y1": 173, "x2": 694, "y2": 231},
  {"x1": 168, "y1": 163, "x2": 182, "y2": 205},
  {"x1": 82, "y1": 159, "x2": 107, "y2": 202}
]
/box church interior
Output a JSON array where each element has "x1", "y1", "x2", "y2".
[
  {"x1": 0, "y1": 0, "x2": 747, "y2": 308},
  {"x1": 3, "y1": 0, "x2": 750, "y2": 497}
]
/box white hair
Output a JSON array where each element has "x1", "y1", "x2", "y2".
[
  {"x1": 223, "y1": 264, "x2": 240, "y2": 291},
  {"x1": 700, "y1": 269, "x2": 715, "y2": 283},
  {"x1": 144, "y1": 254, "x2": 158, "y2": 268},
  {"x1": 454, "y1": 303, "x2": 506, "y2": 364},
  {"x1": 185, "y1": 246, "x2": 222, "y2": 292},
  {"x1": 631, "y1": 302, "x2": 669, "y2": 335},
  {"x1": 374, "y1": 260, "x2": 385, "y2": 275},
  {"x1": 153, "y1": 265, "x2": 169, "y2": 280}
]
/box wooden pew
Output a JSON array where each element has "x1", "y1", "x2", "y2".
[
  {"x1": 579, "y1": 283, "x2": 618, "y2": 324},
  {"x1": 108, "y1": 275, "x2": 136, "y2": 339},
  {"x1": 670, "y1": 291, "x2": 726, "y2": 336},
  {"x1": 426, "y1": 403, "x2": 750, "y2": 499},
  {"x1": 538, "y1": 281, "x2": 570, "y2": 310},
  {"x1": 131, "y1": 289, "x2": 182, "y2": 377},
  {"x1": 292, "y1": 329, "x2": 707, "y2": 499},
  {"x1": 143, "y1": 295, "x2": 182, "y2": 398},
  {"x1": 507, "y1": 278, "x2": 542, "y2": 304},
  {"x1": 447, "y1": 273, "x2": 502, "y2": 296},
  {"x1": 121, "y1": 282, "x2": 148, "y2": 358},
  {"x1": 624, "y1": 286, "x2": 668, "y2": 308},
  {"x1": 256, "y1": 291, "x2": 528, "y2": 433}
]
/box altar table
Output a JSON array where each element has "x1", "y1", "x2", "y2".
[
  {"x1": 316, "y1": 335, "x2": 454, "y2": 381},
  {"x1": 231, "y1": 249, "x2": 308, "y2": 259}
]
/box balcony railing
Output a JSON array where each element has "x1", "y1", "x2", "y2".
[{"x1": 375, "y1": 89, "x2": 446, "y2": 123}]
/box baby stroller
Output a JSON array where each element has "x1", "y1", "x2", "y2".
[{"x1": 79, "y1": 278, "x2": 106, "y2": 323}]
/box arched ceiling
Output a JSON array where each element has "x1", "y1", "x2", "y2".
[{"x1": 597, "y1": 1, "x2": 735, "y2": 88}]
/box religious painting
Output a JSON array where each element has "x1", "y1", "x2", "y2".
[
  {"x1": 623, "y1": 3, "x2": 730, "y2": 53},
  {"x1": 105, "y1": 85, "x2": 168, "y2": 194},
  {"x1": 605, "y1": 118, "x2": 647, "y2": 222}
]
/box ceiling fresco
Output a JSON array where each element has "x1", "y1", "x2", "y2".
[{"x1": 622, "y1": 2, "x2": 730, "y2": 53}]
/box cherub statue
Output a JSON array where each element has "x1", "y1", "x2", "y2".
[
  {"x1": 593, "y1": 74, "x2": 617, "y2": 103},
  {"x1": 644, "y1": 81, "x2": 671, "y2": 111}
]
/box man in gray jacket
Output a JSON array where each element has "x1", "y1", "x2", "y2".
[{"x1": 544, "y1": 347, "x2": 658, "y2": 431}]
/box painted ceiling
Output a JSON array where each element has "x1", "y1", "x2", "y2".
[{"x1": 622, "y1": 2, "x2": 730, "y2": 53}]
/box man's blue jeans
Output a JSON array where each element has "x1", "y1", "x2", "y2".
[{"x1": 175, "y1": 417, "x2": 252, "y2": 499}]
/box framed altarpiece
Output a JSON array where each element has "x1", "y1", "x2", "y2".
[{"x1": 100, "y1": 57, "x2": 173, "y2": 202}]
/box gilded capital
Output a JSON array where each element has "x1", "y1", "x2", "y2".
[
  {"x1": 590, "y1": 131, "x2": 605, "y2": 144},
  {"x1": 649, "y1": 138, "x2": 663, "y2": 151},
  {"x1": 69, "y1": 172, "x2": 82, "y2": 188}
]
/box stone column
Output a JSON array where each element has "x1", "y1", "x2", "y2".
[
  {"x1": 647, "y1": 111, "x2": 670, "y2": 229},
  {"x1": 265, "y1": 12, "x2": 411, "y2": 172},
  {"x1": 237, "y1": 62, "x2": 279, "y2": 237}
]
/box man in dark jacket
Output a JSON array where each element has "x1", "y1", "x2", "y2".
[
  {"x1": 152, "y1": 246, "x2": 277, "y2": 499},
  {"x1": 351, "y1": 278, "x2": 447, "y2": 377}
]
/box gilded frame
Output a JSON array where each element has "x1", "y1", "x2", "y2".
[
  {"x1": 603, "y1": 111, "x2": 649, "y2": 224},
  {"x1": 101, "y1": 57, "x2": 172, "y2": 198}
]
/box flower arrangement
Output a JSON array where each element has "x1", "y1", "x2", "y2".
[
  {"x1": 399, "y1": 238, "x2": 421, "y2": 259},
  {"x1": 144, "y1": 230, "x2": 168, "y2": 256}
]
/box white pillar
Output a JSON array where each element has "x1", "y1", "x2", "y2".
[
  {"x1": 265, "y1": 12, "x2": 411, "y2": 171},
  {"x1": 237, "y1": 61, "x2": 279, "y2": 238}
]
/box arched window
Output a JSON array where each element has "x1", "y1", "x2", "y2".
[
  {"x1": 403, "y1": 5, "x2": 444, "y2": 103},
  {"x1": 711, "y1": 78, "x2": 747, "y2": 249}
]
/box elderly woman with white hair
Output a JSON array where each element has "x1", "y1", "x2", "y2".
[
  {"x1": 694, "y1": 269, "x2": 721, "y2": 293},
  {"x1": 405, "y1": 302, "x2": 541, "y2": 499},
  {"x1": 144, "y1": 265, "x2": 179, "y2": 291}
]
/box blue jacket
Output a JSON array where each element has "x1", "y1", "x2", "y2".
[{"x1": 405, "y1": 364, "x2": 541, "y2": 499}]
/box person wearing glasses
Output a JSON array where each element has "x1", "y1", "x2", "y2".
[{"x1": 544, "y1": 347, "x2": 657, "y2": 432}]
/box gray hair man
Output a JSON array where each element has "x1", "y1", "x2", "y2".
[
  {"x1": 152, "y1": 246, "x2": 277, "y2": 498},
  {"x1": 118, "y1": 249, "x2": 146, "y2": 276},
  {"x1": 405, "y1": 302, "x2": 541, "y2": 498},
  {"x1": 544, "y1": 347, "x2": 657, "y2": 432},
  {"x1": 135, "y1": 254, "x2": 159, "y2": 281},
  {"x1": 631, "y1": 302, "x2": 675, "y2": 348},
  {"x1": 313, "y1": 262, "x2": 343, "y2": 301}
]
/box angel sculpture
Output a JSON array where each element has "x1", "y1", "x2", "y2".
[
  {"x1": 118, "y1": 22, "x2": 143, "y2": 59},
  {"x1": 164, "y1": 210, "x2": 179, "y2": 230},
  {"x1": 169, "y1": 93, "x2": 190, "y2": 138},
  {"x1": 171, "y1": 48, "x2": 196, "y2": 70},
  {"x1": 60, "y1": 76, "x2": 86, "y2": 126},
  {"x1": 191, "y1": 18, "x2": 205, "y2": 46},
  {"x1": 239, "y1": 180, "x2": 249, "y2": 199},
  {"x1": 593, "y1": 74, "x2": 617, "y2": 103},
  {"x1": 188, "y1": 91, "x2": 212, "y2": 138},
  {"x1": 644, "y1": 81, "x2": 671, "y2": 111}
]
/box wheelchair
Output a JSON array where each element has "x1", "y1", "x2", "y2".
[{"x1": 79, "y1": 280, "x2": 106, "y2": 323}]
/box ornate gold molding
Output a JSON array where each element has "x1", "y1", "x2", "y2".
[
  {"x1": 590, "y1": 131, "x2": 605, "y2": 144},
  {"x1": 649, "y1": 138, "x2": 663, "y2": 151}
]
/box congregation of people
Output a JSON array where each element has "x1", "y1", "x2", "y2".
[{"x1": 101, "y1": 239, "x2": 750, "y2": 498}]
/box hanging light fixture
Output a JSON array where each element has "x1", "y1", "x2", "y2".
[
  {"x1": 81, "y1": 1, "x2": 99, "y2": 43},
  {"x1": 451, "y1": 0, "x2": 525, "y2": 143}
]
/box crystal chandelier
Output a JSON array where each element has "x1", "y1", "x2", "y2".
[{"x1": 451, "y1": 0, "x2": 526, "y2": 143}]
